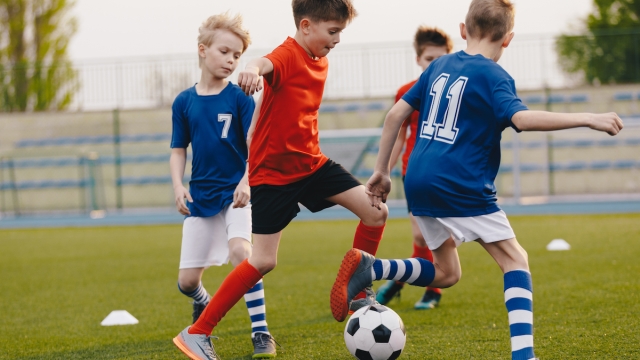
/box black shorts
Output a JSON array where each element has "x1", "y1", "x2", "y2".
[{"x1": 251, "y1": 159, "x2": 361, "y2": 234}]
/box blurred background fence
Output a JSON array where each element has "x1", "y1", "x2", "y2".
[
  {"x1": 1, "y1": 32, "x2": 640, "y2": 216},
  {"x1": 0, "y1": 33, "x2": 593, "y2": 111}
]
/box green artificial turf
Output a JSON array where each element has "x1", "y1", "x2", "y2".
[{"x1": 1, "y1": 214, "x2": 639, "y2": 359}]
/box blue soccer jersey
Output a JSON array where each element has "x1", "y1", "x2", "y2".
[
  {"x1": 402, "y1": 51, "x2": 528, "y2": 217},
  {"x1": 171, "y1": 83, "x2": 254, "y2": 217}
]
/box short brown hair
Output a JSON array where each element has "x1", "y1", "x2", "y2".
[
  {"x1": 198, "y1": 12, "x2": 251, "y2": 53},
  {"x1": 413, "y1": 26, "x2": 454, "y2": 57},
  {"x1": 292, "y1": 0, "x2": 358, "y2": 29},
  {"x1": 465, "y1": 0, "x2": 515, "y2": 42}
]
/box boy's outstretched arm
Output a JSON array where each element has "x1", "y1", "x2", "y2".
[
  {"x1": 512, "y1": 110, "x2": 624, "y2": 136},
  {"x1": 237, "y1": 58, "x2": 274, "y2": 96},
  {"x1": 366, "y1": 100, "x2": 415, "y2": 209},
  {"x1": 170, "y1": 147, "x2": 192, "y2": 215}
]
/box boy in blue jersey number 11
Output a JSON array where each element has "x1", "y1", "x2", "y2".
[
  {"x1": 170, "y1": 13, "x2": 277, "y2": 359},
  {"x1": 331, "y1": 1, "x2": 623, "y2": 360}
]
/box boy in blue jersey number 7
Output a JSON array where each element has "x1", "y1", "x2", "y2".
[
  {"x1": 331, "y1": 1, "x2": 624, "y2": 359},
  {"x1": 170, "y1": 13, "x2": 277, "y2": 359}
]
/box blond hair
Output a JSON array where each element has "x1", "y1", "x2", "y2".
[
  {"x1": 292, "y1": 0, "x2": 357, "y2": 29},
  {"x1": 197, "y1": 12, "x2": 251, "y2": 63},
  {"x1": 413, "y1": 26, "x2": 454, "y2": 57},
  {"x1": 465, "y1": 0, "x2": 515, "y2": 42}
]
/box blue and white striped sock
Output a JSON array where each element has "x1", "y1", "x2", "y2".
[
  {"x1": 178, "y1": 282, "x2": 211, "y2": 304},
  {"x1": 371, "y1": 258, "x2": 435, "y2": 287},
  {"x1": 504, "y1": 270, "x2": 535, "y2": 360},
  {"x1": 244, "y1": 279, "x2": 270, "y2": 337}
]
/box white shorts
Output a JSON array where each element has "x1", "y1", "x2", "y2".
[
  {"x1": 414, "y1": 210, "x2": 515, "y2": 250},
  {"x1": 179, "y1": 204, "x2": 252, "y2": 269}
]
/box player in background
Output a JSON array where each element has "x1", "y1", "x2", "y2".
[
  {"x1": 170, "y1": 13, "x2": 276, "y2": 359},
  {"x1": 173, "y1": 1, "x2": 387, "y2": 359},
  {"x1": 332, "y1": 1, "x2": 623, "y2": 359},
  {"x1": 376, "y1": 26, "x2": 454, "y2": 310}
]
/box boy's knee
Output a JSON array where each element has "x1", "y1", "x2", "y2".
[
  {"x1": 258, "y1": 260, "x2": 277, "y2": 275},
  {"x1": 177, "y1": 276, "x2": 200, "y2": 292},
  {"x1": 499, "y1": 241, "x2": 530, "y2": 272},
  {"x1": 228, "y1": 241, "x2": 252, "y2": 265},
  {"x1": 249, "y1": 257, "x2": 277, "y2": 275},
  {"x1": 412, "y1": 233, "x2": 427, "y2": 247},
  {"x1": 363, "y1": 204, "x2": 388, "y2": 226},
  {"x1": 439, "y1": 271, "x2": 461, "y2": 288}
]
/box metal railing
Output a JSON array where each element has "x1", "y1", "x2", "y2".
[{"x1": 1, "y1": 32, "x2": 608, "y2": 112}]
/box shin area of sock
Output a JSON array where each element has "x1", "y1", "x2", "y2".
[
  {"x1": 353, "y1": 220, "x2": 385, "y2": 256},
  {"x1": 189, "y1": 259, "x2": 262, "y2": 336}
]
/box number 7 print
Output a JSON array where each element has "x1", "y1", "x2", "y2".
[{"x1": 218, "y1": 114, "x2": 232, "y2": 138}]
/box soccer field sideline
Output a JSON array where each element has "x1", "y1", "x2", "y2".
[{"x1": 2, "y1": 196, "x2": 640, "y2": 229}]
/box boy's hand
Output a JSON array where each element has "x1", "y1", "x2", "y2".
[
  {"x1": 173, "y1": 185, "x2": 192, "y2": 215},
  {"x1": 237, "y1": 67, "x2": 263, "y2": 96},
  {"x1": 365, "y1": 171, "x2": 392, "y2": 210},
  {"x1": 233, "y1": 177, "x2": 250, "y2": 208},
  {"x1": 588, "y1": 112, "x2": 624, "y2": 136}
]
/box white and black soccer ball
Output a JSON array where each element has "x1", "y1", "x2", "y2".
[{"x1": 344, "y1": 304, "x2": 406, "y2": 360}]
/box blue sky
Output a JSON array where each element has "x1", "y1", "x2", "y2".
[{"x1": 68, "y1": 0, "x2": 594, "y2": 61}]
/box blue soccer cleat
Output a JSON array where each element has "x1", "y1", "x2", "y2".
[
  {"x1": 414, "y1": 289, "x2": 441, "y2": 310},
  {"x1": 376, "y1": 280, "x2": 404, "y2": 305}
]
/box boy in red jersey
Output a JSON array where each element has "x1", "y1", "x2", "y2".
[
  {"x1": 173, "y1": 1, "x2": 386, "y2": 359},
  {"x1": 376, "y1": 26, "x2": 454, "y2": 310}
]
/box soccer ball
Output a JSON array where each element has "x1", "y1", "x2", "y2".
[{"x1": 344, "y1": 304, "x2": 406, "y2": 360}]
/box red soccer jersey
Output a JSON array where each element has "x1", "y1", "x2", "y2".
[
  {"x1": 396, "y1": 79, "x2": 419, "y2": 176},
  {"x1": 249, "y1": 37, "x2": 329, "y2": 186}
]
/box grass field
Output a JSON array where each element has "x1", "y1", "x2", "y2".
[{"x1": 1, "y1": 214, "x2": 639, "y2": 359}]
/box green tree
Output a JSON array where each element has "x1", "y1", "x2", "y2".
[
  {"x1": 0, "y1": 0, "x2": 77, "y2": 112},
  {"x1": 556, "y1": 0, "x2": 640, "y2": 84}
]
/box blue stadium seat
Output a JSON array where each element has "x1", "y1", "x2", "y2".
[
  {"x1": 597, "y1": 139, "x2": 618, "y2": 147},
  {"x1": 590, "y1": 161, "x2": 611, "y2": 170},
  {"x1": 574, "y1": 139, "x2": 595, "y2": 147},
  {"x1": 343, "y1": 103, "x2": 361, "y2": 112},
  {"x1": 117, "y1": 175, "x2": 173, "y2": 186},
  {"x1": 614, "y1": 92, "x2": 634, "y2": 101},
  {"x1": 15, "y1": 133, "x2": 172, "y2": 148},
  {"x1": 548, "y1": 95, "x2": 565, "y2": 103},
  {"x1": 365, "y1": 102, "x2": 386, "y2": 111},
  {"x1": 319, "y1": 104, "x2": 340, "y2": 113},
  {"x1": 523, "y1": 95, "x2": 544, "y2": 104},
  {"x1": 613, "y1": 160, "x2": 636, "y2": 169},
  {"x1": 568, "y1": 94, "x2": 588, "y2": 103},
  {"x1": 551, "y1": 139, "x2": 573, "y2": 148},
  {"x1": 6, "y1": 179, "x2": 85, "y2": 190}
]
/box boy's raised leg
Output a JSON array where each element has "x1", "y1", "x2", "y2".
[
  {"x1": 331, "y1": 237, "x2": 461, "y2": 321},
  {"x1": 327, "y1": 185, "x2": 388, "y2": 255},
  {"x1": 327, "y1": 185, "x2": 387, "y2": 312},
  {"x1": 331, "y1": 249, "x2": 438, "y2": 321}
]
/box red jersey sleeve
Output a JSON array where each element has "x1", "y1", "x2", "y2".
[{"x1": 264, "y1": 44, "x2": 294, "y2": 91}]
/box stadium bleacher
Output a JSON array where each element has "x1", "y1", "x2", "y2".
[{"x1": 1, "y1": 92, "x2": 639, "y2": 214}]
